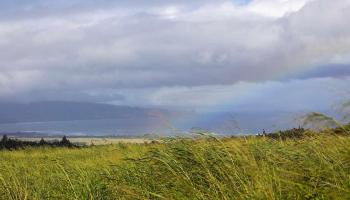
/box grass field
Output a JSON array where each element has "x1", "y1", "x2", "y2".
[{"x1": 0, "y1": 131, "x2": 349, "y2": 199}]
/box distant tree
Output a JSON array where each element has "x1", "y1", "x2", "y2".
[
  {"x1": 39, "y1": 138, "x2": 46, "y2": 145},
  {"x1": 0, "y1": 134, "x2": 79, "y2": 150},
  {"x1": 60, "y1": 136, "x2": 71, "y2": 146},
  {"x1": 1, "y1": 135, "x2": 8, "y2": 144}
]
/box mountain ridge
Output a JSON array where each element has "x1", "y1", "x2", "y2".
[{"x1": 0, "y1": 101, "x2": 172, "y2": 124}]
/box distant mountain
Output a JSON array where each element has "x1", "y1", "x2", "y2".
[
  {"x1": 0, "y1": 101, "x2": 173, "y2": 124},
  {"x1": 0, "y1": 101, "x2": 328, "y2": 135}
]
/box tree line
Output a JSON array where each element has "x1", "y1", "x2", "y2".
[{"x1": 0, "y1": 135, "x2": 77, "y2": 150}]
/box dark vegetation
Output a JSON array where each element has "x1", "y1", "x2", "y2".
[
  {"x1": 259, "y1": 123, "x2": 350, "y2": 140},
  {"x1": 260, "y1": 127, "x2": 308, "y2": 140},
  {"x1": 0, "y1": 135, "x2": 77, "y2": 150}
]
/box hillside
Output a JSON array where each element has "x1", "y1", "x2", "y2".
[{"x1": 0, "y1": 101, "x2": 171, "y2": 123}]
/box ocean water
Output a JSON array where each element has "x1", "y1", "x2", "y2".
[{"x1": 0, "y1": 118, "x2": 172, "y2": 136}]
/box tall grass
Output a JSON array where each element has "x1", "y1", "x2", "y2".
[
  {"x1": 109, "y1": 134, "x2": 350, "y2": 199},
  {"x1": 0, "y1": 132, "x2": 349, "y2": 199}
]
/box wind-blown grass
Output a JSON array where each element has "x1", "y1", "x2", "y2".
[{"x1": 0, "y1": 132, "x2": 349, "y2": 199}]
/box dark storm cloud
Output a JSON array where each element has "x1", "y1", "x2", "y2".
[
  {"x1": 0, "y1": 89, "x2": 125, "y2": 103},
  {"x1": 292, "y1": 64, "x2": 350, "y2": 80}
]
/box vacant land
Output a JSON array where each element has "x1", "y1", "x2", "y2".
[{"x1": 0, "y1": 131, "x2": 349, "y2": 199}]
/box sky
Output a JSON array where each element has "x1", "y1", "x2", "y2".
[{"x1": 0, "y1": 0, "x2": 350, "y2": 113}]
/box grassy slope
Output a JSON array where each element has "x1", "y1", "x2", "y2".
[{"x1": 0, "y1": 134, "x2": 349, "y2": 199}]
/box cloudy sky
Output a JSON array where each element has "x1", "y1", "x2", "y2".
[{"x1": 0, "y1": 0, "x2": 350, "y2": 112}]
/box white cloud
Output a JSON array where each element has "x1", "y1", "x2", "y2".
[
  {"x1": 247, "y1": 0, "x2": 315, "y2": 17},
  {"x1": 0, "y1": 0, "x2": 349, "y2": 110}
]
